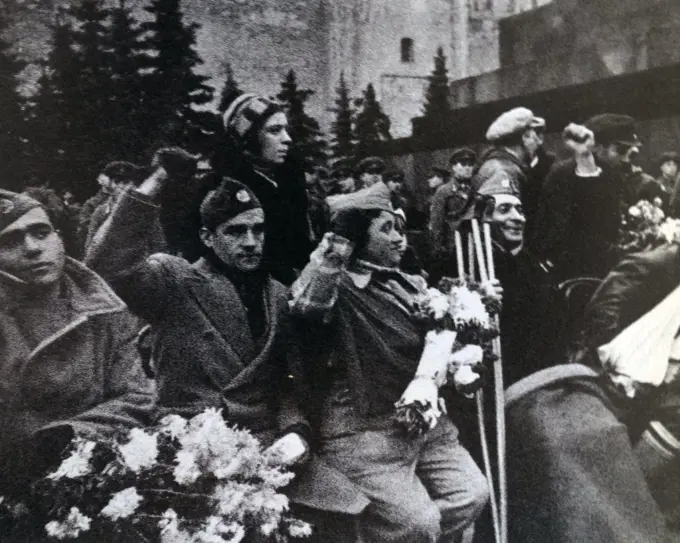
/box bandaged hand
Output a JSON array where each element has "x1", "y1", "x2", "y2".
[{"x1": 264, "y1": 433, "x2": 310, "y2": 467}]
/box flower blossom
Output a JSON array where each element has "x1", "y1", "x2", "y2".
[
  {"x1": 48, "y1": 439, "x2": 96, "y2": 480},
  {"x1": 119, "y1": 428, "x2": 158, "y2": 473},
  {"x1": 159, "y1": 414, "x2": 188, "y2": 440},
  {"x1": 45, "y1": 507, "x2": 91, "y2": 540},
  {"x1": 100, "y1": 487, "x2": 143, "y2": 520},
  {"x1": 173, "y1": 449, "x2": 201, "y2": 486},
  {"x1": 449, "y1": 286, "x2": 490, "y2": 328},
  {"x1": 287, "y1": 519, "x2": 313, "y2": 538},
  {"x1": 659, "y1": 218, "x2": 680, "y2": 245},
  {"x1": 425, "y1": 288, "x2": 450, "y2": 320}
]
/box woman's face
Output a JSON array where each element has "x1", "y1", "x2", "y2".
[
  {"x1": 257, "y1": 112, "x2": 292, "y2": 164},
  {"x1": 360, "y1": 211, "x2": 405, "y2": 267}
]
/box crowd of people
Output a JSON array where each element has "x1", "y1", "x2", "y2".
[{"x1": 2, "y1": 90, "x2": 680, "y2": 543}]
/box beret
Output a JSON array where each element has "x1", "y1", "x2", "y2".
[
  {"x1": 486, "y1": 107, "x2": 545, "y2": 142},
  {"x1": 0, "y1": 189, "x2": 44, "y2": 233},
  {"x1": 326, "y1": 181, "x2": 394, "y2": 221}
]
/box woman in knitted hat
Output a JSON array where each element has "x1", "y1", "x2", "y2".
[
  {"x1": 290, "y1": 182, "x2": 489, "y2": 542},
  {"x1": 212, "y1": 92, "x2": 313, "y2": 285}
]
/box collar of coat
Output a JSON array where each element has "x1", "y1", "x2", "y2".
[
  {"x1": 0, "y1": 257, "x2": 126, "y2": 317},
  {"x1": 347, "y1": 259, "x2": 426, "y2": 292}
]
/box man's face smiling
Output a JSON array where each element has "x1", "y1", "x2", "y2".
[
  {"x1": 489, "y1": 194, "x2": 525, "y2": 251},
  {"x1": 0, "y1": 207, "x2": 65, "y2": 286},
  {"x1": 203, "y1": 208, "x2": 265, "y2": 272}
]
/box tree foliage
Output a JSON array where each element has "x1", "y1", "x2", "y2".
[
  {"x1": 422, "y1": 47, "x2": 452, "y2": 133},
  {"x1": 329, "y1": 71, "x2": 355, "y2": 160},
  {"x1": 354, "y1": 83, "x2": 391, "y2": 160}
]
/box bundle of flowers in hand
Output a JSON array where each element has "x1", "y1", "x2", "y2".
[
  {"x1": 25, "y1": 409, "x2": 311, "y2": 542},
  {"x1": 394, "y1": 277, "x2": 500, "y2": 437},
  {"x1": 658, "y1": 217, "x2": 680, "y2": 246},
  {"x1": 618, "y1": 199, "x2": 666, "y2": 253}
]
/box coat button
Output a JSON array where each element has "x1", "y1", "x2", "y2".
[{"x1": 203, "y1": 330, "x2": 216, "y2": 340}]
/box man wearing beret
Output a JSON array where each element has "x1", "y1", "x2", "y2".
[
  {"x1": 0, "y1": 189, "x2": 155, "y2": 488},
  {"x1": 472, "y1": 107, "x2": 545, "y2": 210},
  {"x1": 429, "y1": 147, "x2": 477, "y2": 257},
  {"x1": 637, "y1": 151, "x2": 680, "y2": 215},
  {"x1": 532, "y1": 114, "x2": 641, "y2": 280},
  {"x1": 85, "y1": 168, "x2": 369, "y2": 532}
]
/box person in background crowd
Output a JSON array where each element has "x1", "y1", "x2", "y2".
[
  {"x1": 23, "y1": 186, "x2": 80, "y2": 258},
  {"x1": 307, "y1": 166, "x2": 333, "y2": 241},
  {"x1": 506, "y1": 241, "x2": 680, "y2": 543},
  {"x1": 86, "y1": 172, "x2": 368, "y2": 535},
  {"x1": 427, "y1": 166, "x2": 449, "y2": 196},
  {"x1": 533, "y1": 114, "x2": 641, "y2": 280},
  {"x1": 429, "y1": 147, "x2": 477, "y2": 258},
  {"x1": 472, "y1": 107, "x2": 545, "y2": 211},
  {"x1": 384, "y1": 168, "x2": 407, "y2": 211},
  {"x1": 523, "y1": 143, "x2": 556, "y2": 243},
  {"x1": 80, "y1": 161, "x2": 148, "y2": 256},
  {"x1": 291, "y1": 182, "x2": 488, "y2": 543},
  {"x1": 637, "y1": 151, "x2": 680, "y2": 214},
  {"x1": 215, "y1": 92, "x2": 313, "y2": 285},
  {"x1": 355, "y1": 156, "x2": 386, "y2": 189},
  {"x1": 0, "y1": 189, "x2": 155, "y2": 490},
  {"x1": 330, "y1": 157, "x2": 357, "y2": 195}
]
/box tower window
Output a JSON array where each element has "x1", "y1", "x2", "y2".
[{"x1": 401, "y1": 37, "x2": 414, "y2": 63}]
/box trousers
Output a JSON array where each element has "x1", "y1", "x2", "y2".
[{"x1": 320, "y1": 415, "x2": 488, "y2": 542}]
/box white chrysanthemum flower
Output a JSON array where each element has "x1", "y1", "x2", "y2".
[
  {"x1": 100, "y1": 487, "x2": 143, "y2": 520},
  {"x1": 453, "y1": 365, "x2": 479, "y2": 388},
  {"x1": 659, "y1": 218, "x2": 680, "y2": 244},
  {"x1": 449, "y1": 344, "x2": 484, "y2": 368},
  {"x1": 213, "y1": 481, "x2": 250, "y2": 517},
  {"x1": 159, "y1": 414, "x2": 188, "y2": 440},
  {"x1": 119, "y1": 428, "x2": 158, "y2": 473},
  {"x1": 628, "y1": 205, "x2": 641, "y2": 218},
  {"x1": 45, "y1": 507, "x2": 92, "y2": 540},
  {"x1": 173, "y1": 450, "x2": 201, "y2": 486},
  {"x1": 259, "y1": 467, "x2": 296, "y2": 488},
  {"x1": 287, "y1": 519, "x2": 313, "y2": 538},
  {"x1": 158, "y1": 508, "x2": 178, "y2": 530},
  {"x1": 426, "y1": 288, "x2": 450, "y2": 320},
  {"x1": 449, "y1": 286, "x2": 490, "y2": 328},
  {"x1": 48, "y1": 440, "x2": 96, "y2": 480}
]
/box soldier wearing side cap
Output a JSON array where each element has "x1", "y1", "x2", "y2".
[
  {"x1": 532, "y1": 114, "x2": 642, "y2": 279},
  {"x1": 638, "y1": 151, "x2": 680, "y2": 215}
]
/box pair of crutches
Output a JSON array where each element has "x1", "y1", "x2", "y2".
[{"x1": 453, "y1": 217, "x2": 507, "y2": 543}]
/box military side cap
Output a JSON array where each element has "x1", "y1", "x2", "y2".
[
  {"x1": 326, "y1": 180, "x2": 394, "y2": 221},
  {"x1": 0, "y1": 189, "x2": 43, "y2": 233},
  {"x1": 486, "y1": 107, "x2": 545, "y2": 142},
  {"x1": 200, "y1": 178, "x2": 262, "y2": 229},
  {"x1": 355, "y1": 156, "x2": 386, "y2": 176},
  {"x1": 584, "y1": 114, "x2": 640, "y2": 146},
  {"x1": 448, "y1": 147, "x2": 477, "y2": 165},
  {"x1": 476, "y1": 172, "x2": 521, "y2": 198}
]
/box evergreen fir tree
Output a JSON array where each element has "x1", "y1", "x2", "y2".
[
  {"x1": 28, "y1": 12, "x2": 82, "y2": 195},
  {"x1": 107, "y1": 0, "x2": 153, "y2": 162},
  {"x1": 217, "y1": 63, "x2": 241, "y2": 113},
  {"x1": 422, "y1": 47, "x2": 452, "y2": 133},
  {"x1": 142, "y1": 0, "x2": 215, "y2": 153},
  {"x1": 329, "y1": 71, "x2": 355, "y2": 160},
  {"x1": 354, "y1": 83, "x2": 391, "y2": 160},
  {"x1": 0, "y1": 11, "x2": 27, "y2": 190},
  {"x1": 276, "y1": 70, "x2": 327, "y2": 170}
]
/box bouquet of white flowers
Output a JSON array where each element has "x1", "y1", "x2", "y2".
[
  {"x1": 2, "y1": 409, "x2": 311, "y2": 542},
  {"x1": 394, "y1": 277, "x2": 500, "y2": 437},
  {"x1": 618, "y1": 199, "x2": 667, "y2": 253}
]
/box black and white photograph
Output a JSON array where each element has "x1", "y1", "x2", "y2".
[{"x1": 0, "y1": 0, "x2": 679, "y2": 541}]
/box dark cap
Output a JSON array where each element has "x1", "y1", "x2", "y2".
[
  {"x1": 0, "y1": 189, "x2": 44, "y2": 233},
  {"x1": 329, "y1": 157, "x2": 355, "y2": 178},
  {"x1": 448, "y1": 147, "x2": 477, "y2": 165},
  {"x1": 383, "y1": 169, "x2": 405, "y2": 183},
  {"x1": 102, "y1": 161, "x2": 147, "y2": 183},
  {"x1": 356, "y1": 156, "x2": 386, "y2": 176},
  {"x1": 585, "y1": 114, "x2": 641, "y2": 146},
  {"x1": 200, "y1": 178, "x2": 262, "y2": 231},
  {"x1": 431, "y1": 166, "x2": 451, "y2": 178},
  {"x1": 658, "y1": 151, "x2": 679, "y2": 166}
]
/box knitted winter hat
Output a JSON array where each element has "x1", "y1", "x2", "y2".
[
  {"x1": 0, "y1": 189, "x2": 43, "y2": 233},
  {"x1": 222, "y1": 93, "x2": 283, "y2": 143},
  {"x1": 200, "y1": 178, "x2": 262, "y2": 231}
]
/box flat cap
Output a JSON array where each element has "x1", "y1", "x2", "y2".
[
  {"x1": 584, "y1": 114, "x2": 640, "y2": 146},
  {"x1": 449, "y1": 147, "x2": 477, "y2": 165},
  {"x1": 486, "y1": 107, "x2": 545, "y2": 142},
  {"x1": 355, "y1": 156, "x2": 386, "y2": 176},
  {"x1": 326, "y1": 181, "x2": 394, "y2": 221}
]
